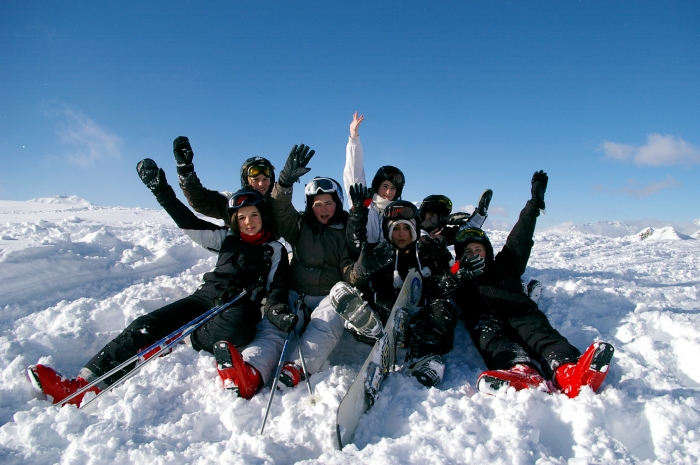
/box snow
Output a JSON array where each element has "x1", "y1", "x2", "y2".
[{"x1": 1, "y1": 198, "x2": 699, "y2": 464}]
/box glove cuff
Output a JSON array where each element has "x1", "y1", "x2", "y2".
[{"x1": 176, "y1": 163, "x2": 195, "y2": 175}]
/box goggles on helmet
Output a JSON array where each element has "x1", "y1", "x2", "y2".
[
  {"x1": 228, "y1": 190, "x2": 265, "y2": 213},
  {"x1": 454, "y1": 227, "x2": 486, "y2": 244},
  {"x1": 246, "y1": 164, "x2": 272, "y2": 178},
  {"x1": 381, "y1": 169, "x2": 403, "y2": 187},
  {"x1": 304, "y1": 177, "x2": 344, "y2": 205},
  {"x1": 384, "y1": 202, "x2": 418, "y2": 221}
]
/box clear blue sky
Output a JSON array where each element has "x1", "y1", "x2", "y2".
[{"x1": 2, "y1": 1, "x2": 698, "y2": 229}]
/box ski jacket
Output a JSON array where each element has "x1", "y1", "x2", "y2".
[
  {"x1": 450, "y1": 200, "x2": 540, "y2": 320},
  {"x1": 344, "y1": 136, "x2": 385, "y2": 253},
  {"x1": 154, "y1": 186, "x2": 289, "y2": 321},
  {"x1": 268, "y1": 182, "x2": 357, "y2": 297},
  {"x1": 178, "y1": 169, "x2": 233, "y2": 226},
  {"x1": 355, "y1": 240, "x2": 452, "y2": 307}
]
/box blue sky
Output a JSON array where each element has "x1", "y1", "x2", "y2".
[{"x1": 2, "y1": 1, "x2": 699, "y2": 230}]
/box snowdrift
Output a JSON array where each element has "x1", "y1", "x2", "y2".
[{"x1": 1, "y1": 198, "x2": 699, "y2": 464}]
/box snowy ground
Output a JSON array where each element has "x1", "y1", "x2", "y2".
[{"x1": 1, "y1": 196, "x2": 699, "y2": 464}]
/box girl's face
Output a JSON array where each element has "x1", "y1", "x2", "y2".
[
  {"x1": 377, "y1": 181, "x2": 397, "y2": 200},
  {"x1": 312, "y1": 193, "x2": 336, "y2": 225},
  {"x1": 391, "y1": 222, "x2": 413, "y2": 250},
  {"x1": 236, "y1": 205, "x2": 263, "y2": 235},
  {"x1": 247, "y1": 174, "x2": 271, "y2": 195}
]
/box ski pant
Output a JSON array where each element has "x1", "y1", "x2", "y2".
[
  {"x1": 467, "y1": 308, "x2": 581, "y2": 377},
  {"x1": 83, "y1": 293, "x2": 259, "y2": 386},
  {"x1": 406, "y1": 299, "x2": 459, "y2": 362},
  {"x1": 291, "y1": 292, "x2": 344, "y2": 375}
]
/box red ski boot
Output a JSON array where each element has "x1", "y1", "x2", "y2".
[
  {"x1": 277, "y1": 362, "x2": 305, "y2": 390},
  {"x1": 213, "y1": 341, "x2": 262, "y2": 400},
  {"x1": 554, "y1": 342, "x2": 614, "y2": 398},
  {"x1": 477, "y1": 364, "x2": 547, "y2": 395},
  {"x1": 27, "y1": 364, "x2": 100, "y2": 406}
]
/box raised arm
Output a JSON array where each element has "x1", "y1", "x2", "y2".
[
  {"x1": 173, "y1": 136, "x2": 231, "y2": 225},
  {"x1": 343, "y1": 112, "x2": 367, "y2": 209}
]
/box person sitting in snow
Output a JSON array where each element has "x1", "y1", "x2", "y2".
[
  {"x1": 27, "y1": 164, "x2": 296, "y2": 404},
  {"x1": 172, "y1": 136, "x2": 277, "y2": 227},
  {"x1": 440, "y1": 170, "x2": 614, "y2": 397},
  {"x1": 329, "y1": 200, "x2": 458, "y2": 388}
]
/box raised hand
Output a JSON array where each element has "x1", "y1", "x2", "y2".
[
  {"x1": 531, "y1": 170, "x2": 548, "y2": 210},
  {"x1": 136, "y1": 158, "x2": 168, "y2": 193},
  {"x1": 173, "y1": 136, "x2": 194, "y2": 174},
  {"x1": 350, "y1": 111, "x2": 364, "y2": 138},
  {"x1": 278, "y1": 144, "x2": 315, "y2": 186},
  {"x1": 349, "y1": 183, "x2": 371, "y2": 210}
]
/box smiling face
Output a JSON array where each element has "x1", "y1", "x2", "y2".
[
  {"x1": 311, "y1": 193, "x2": 336, "y2": 225},
  {"x1": 247, "y1": 174, "x2": 271, "y2": 195},
  {"x1": 377, "y1": 180, "x2": 397, "y2": 201},
  {"x1": 391, "y1": 222, "x2": 413, "y2": 250},
  {"x1": 235, "y1": 205, "x2": 263, "y2": 235},
  {"x1": 464, "y1": 242, "x2": 486, "y2": 259}
]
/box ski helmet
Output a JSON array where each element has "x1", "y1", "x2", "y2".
[
  {"x1": 454, "y1": 226, "x2": 494, "y2": 261},
  {"x1": 304, "y1": 177, "x2": 345, "y2": 223},
  {"x1": 419, "y1": 195, "x2": 453, "y2": 229},
  {"x1": 371, "y1": 166, "x2": 405, "y2": 200},
  {"x1": 226, "y1": 188, "x2": 270, "y2": 233},
  {"x1": 239, "y1": 157, "x2": 275, "y2": 191},
  {"x1": 381, "y1": 200, "x2": 420, "y2": 244}
]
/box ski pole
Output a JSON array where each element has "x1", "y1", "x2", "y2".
[
  {"x1": 61, "y1": 280, "x2": 261, "y2": 407},
  {"x1": 259, "y1": 292, "x2": 305, "y2": 434}
]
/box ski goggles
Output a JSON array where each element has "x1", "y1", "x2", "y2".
[
  {"x1": 454, "y1": 227, "x2": 486, "y2": 244},
  {"x1": 384, "y1": 202, "x2": 418, "y2": 221},
  {"x1": 228, "y1": 191, "x2": 264, "y2": 211},
  {"x1": 305, "y1": 177, "x2": 337, "y2": 196},
  {"x1": 381, "y1": 169, "x2": 404, "y2": 186},
  {"x1": 245, "y1": 164, "x2": 272, "y2": 178}
]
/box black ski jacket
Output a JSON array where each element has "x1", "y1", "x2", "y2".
[{"x1": 451, "y1": 200, "x2": 540, "y2": 320}]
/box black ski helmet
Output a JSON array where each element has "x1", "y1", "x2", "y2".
[
  {"x1": 239, "y1": 157, "x2": 275, "y2": 192},
  {"x1": 419, "y1": 195, "x2": 453, "y2": 227},
  {"x1": 371, "y1": 166, "x2": 405, "y2": 200},
  {"x1": 454, "y1": 226, "x2": 494, "y2": 262},
  {"x1": 304, "y1": 177, "x2": 345, "y2": 224},
  {"x1": 381, "y1": 200, "x2": 420, "y2": 244}
]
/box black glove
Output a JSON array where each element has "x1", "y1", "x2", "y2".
[
  {"x1": 278, "y1": 144, "x2": 315, "y2": 187},
  {"x1": 136, "y1": 158, "x2": 169, "y2": 193},
  {"x1": 446, "y1": 212, "x2": 470, "y2": 227},
  {"x1": 173, "y1": 136, "x2": 195, "y2": 175},
  {"x1": 458, "y1": 254, "x2": 486, "y2": 279},
  {"x1": 354, "y1": 241, "x2": 394, "y2": 277},
  {"x1": 349, "y1": 183, "x2": 371, "y2": 210},
  {"x1": 266, "y1": 303, "x2": 299, "y2": 333},
  {"x1": 531, "y1": 170, "x2": 548, "y2": 210}
]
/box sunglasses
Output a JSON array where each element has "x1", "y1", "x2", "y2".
[
  {"x1": 454, "y1": 227, "x2": 486, "y2": 244},
  {"x1": 246, "y1": 165, "x2": 272, "y2": 178}
]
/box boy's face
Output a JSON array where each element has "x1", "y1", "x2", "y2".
[
  {"x1": 247, "y1": 174, "x2": 271, "y2": 195},
  {"x1": 312, "y1": 193, "x2": 336, "y2": 224},
  {"x1": 464, "y1": 242, "x2": 486, "y2": 259}
]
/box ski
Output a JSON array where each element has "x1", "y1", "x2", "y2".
[{"x1": 335, "y1": 269, "x2": 422, "y2": 450}]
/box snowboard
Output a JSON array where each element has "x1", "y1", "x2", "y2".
[{"x1": 335, "y1": 269, "x2": 422, "y2": 450}]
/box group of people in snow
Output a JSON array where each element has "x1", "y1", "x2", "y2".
[{"x1": 28, "y1": 112, "x2": 614, "y2": 407}]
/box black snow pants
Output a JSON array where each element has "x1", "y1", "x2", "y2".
[
  {"x1": 84, "y1": 292, "x2": 260, "y2": 386},
  {"x1": 406, "y1": 299, "x2": 459, "y2": 362},
  {"x1": 467, "y1": 308, "x2": 581, "y2": 377}
]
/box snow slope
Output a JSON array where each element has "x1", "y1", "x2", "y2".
[{"x1": 1, "y1": 197, "x2": 699, "y2": 464}]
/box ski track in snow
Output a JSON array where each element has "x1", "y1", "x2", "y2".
[{"x1": 1, "y1": 197, "x2": 699, "y2": 464}]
